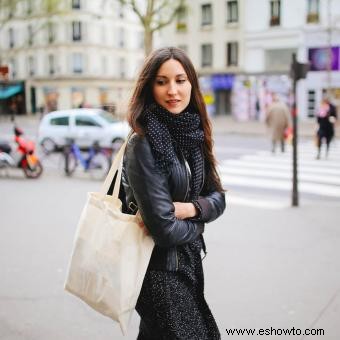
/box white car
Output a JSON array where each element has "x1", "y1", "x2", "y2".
[{"x1": 38, "y1": 108, "x2": 130, "y2": 152}]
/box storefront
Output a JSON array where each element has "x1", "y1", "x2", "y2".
[{"x1": 0, "y1": 81, "x2": 26, "y2": 118}]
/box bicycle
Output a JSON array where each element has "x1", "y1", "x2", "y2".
[{"x1": 61, "y1": 139, "x2": 112, "y2": 180}]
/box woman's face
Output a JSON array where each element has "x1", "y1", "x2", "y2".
[{"x1": 152, "y1": 58, "x2": 192, "y2": 114}]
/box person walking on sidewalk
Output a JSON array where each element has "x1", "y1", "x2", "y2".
[
  {"x1": 265, "y1": 93, "x2": 290, "y2": 153},
  {"x1": 120, "y1": 47, "x2": 226, "y2": 340},
  {"x1": 315, "y1": 97, "x2": 337, "y2": 159}
]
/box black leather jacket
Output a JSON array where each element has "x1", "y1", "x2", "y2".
[{"x1": 121, "y1": 134, "x2": 226, "y2": 271}]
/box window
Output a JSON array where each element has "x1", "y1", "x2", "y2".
[
  {"x1": 176, "y1": 6, "x2": 187, "y2": 32},
  {"x1": 307, "y1": 0, "x2": 319, "y2": 23},
  {"x1": 28, "y1": 25, "x2": 33, "y2": 46},
  {"x1": 119, "y1": 58, "x2": 125, "y2": 78},
  {"x1": 227, "y1": 42, "x2": 238, "y2": 66},
  {"x1": 72, "y1": 53, "x2": 83, "y2": 73},
  {"x1": 72, "y1": 0, "x2": 81, "y2": 9},
  {"x1": 75, "y1": 116, "x2": 101, "y2": 127},
  {"x1": 102, "y1": 55, "x2": 107, "y2": 74},
  {"x1": 201, "y1": 44, "x2": 213, "y2": 67},
  {"x1": 50, "y1": 116, "x2": 69, "y2": 126},
  {"x1": 119, "y1": 27, "x2": 125, "y2": 47},
  {"x1": 270, "y1": 0, "x2": 281, "y2": 26},
  {"x1": 72, "y1": 21, "x2": 82, "y2": 41},
  {"x1": 27, "y1": 0, "x2": 33, "y2": 14},
  {"x1": 9, "y1": 58, "x2": 17, "y2": 79},
  {"x1": 47, "y1": 22, "x2": 55, "y2": 43},
  {"x1": 28, "y1": 56, "x2": 35, "y2": 76},
  {"x1": 8, "y1": 28, "x2": 14, "y2": 48},
  {"x1": 48, "y1": 54, "x2": 55, "y2": 75},
  {"x1": 226, "y1": 0, "x2": 238, "y2": 23},
  {"x1": 201, "y1": 4, "x2": 212, "y2": 26},
  {"x1": 118, "y1": 3, "x2": 124, "y2": 18}
]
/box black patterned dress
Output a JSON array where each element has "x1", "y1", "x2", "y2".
[{"x1": 135, "y1": 237, "x2": 221, "y2": 340}]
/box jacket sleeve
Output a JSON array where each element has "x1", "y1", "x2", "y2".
[
  {"x1": 124, "y1": 135, "x2": 204, "y2": 248},
  {"x1": 193, "y1": 161, "x2": 226, "y2": 224}
]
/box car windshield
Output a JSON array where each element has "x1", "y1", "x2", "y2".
[{"x1": 98, "y1": 110, "x2": 119, "y2": 124}]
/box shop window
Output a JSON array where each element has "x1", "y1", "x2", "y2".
[
  {"x1": 226, "y1": 0, "x2": 238, "y2": 23},
  {"x1": 227, "y1": 42, "x2": 238, "y2": 66},
  {"x1": 72, "y1": 21, "x2": 82, "y2": 41},
  {"x1": 307, "y1": 90, "x2": 316, "y2": 117},
  {"x1": 270, "y1": 0, "x2": 280, "y2": 26},
  {"x1": 201, "y1": 44, "x2": 213, "y2": 67},
  {"x1": 307, "y1": 0, "x2": 319, "y2": 24},
  {"x1": 201, "y1": 4, "x2": 212, "y2": 26}
]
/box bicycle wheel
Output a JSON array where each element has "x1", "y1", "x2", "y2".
[{"x1": 88, "y1": 152, "x2": 110, "y2": 180}]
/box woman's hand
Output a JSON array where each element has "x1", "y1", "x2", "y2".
[{"x1": 173, "y1": 202, "x2": 197, "y2": 220}]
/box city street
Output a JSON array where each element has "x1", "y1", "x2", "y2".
[{"x1": 0, "y1": 117, "x2": 340, "y2": 339}]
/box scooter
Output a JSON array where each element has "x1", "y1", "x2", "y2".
[{"x1": 0, "y1": 127, "x2": 43, "y2": 178}]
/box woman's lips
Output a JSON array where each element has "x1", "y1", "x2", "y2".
[{"x1": 166, "y1": 99, "x2": 180, "y2": 106}]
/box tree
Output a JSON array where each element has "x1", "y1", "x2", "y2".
[{"x1": 119, "y1": 0, "x2": 186, "y2": 56}]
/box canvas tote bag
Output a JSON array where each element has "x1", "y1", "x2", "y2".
[{"x1": 64, "y1": 138, "x2": 154, "y2": 335}]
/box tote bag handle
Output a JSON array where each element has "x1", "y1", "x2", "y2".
[{"x1": 100, "y1": 131, "x2": 133, "y2": 197}]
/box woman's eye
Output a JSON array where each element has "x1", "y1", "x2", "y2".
[
  {"x1": 177, "y1": 79, "x2": 186, "y2": 84},
  {"x1": 155, "y1": 80, "x2": 166, "y2": 85}
]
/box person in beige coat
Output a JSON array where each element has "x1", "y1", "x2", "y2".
[{"x1": 265, "y1": 94, "x2": 290, "y2": 153}]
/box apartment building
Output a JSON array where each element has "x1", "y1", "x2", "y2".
[
  {"x1": 0, "y1": 0, "x2": 145, "y2": 115},
  {"x1": 163, "y1": 0, "x2": 340, "y2": 120}
]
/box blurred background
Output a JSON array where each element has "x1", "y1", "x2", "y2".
[{"x1": 0, "y1": 1, "x2": 339, "y2": 339}]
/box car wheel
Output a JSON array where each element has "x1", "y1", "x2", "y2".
[{"x1": 41, "y1": 138, "x2": 57, "y2": 154}]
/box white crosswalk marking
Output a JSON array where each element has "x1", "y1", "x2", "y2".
[{"x1": 219, "y1": 142, "x2": 340, "y2": 203}]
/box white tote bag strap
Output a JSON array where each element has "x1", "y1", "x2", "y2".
[{"x1": 100, "y1": 131, "x2": 133, "y2": 197}]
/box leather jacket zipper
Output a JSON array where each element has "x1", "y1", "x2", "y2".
[{"x1": 180, "y1": 148, "x2": 190, "y2": 202}]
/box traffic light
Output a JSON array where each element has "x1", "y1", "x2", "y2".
[{"x1": 290, "y1": 53, "x2": 309, "y2": 81}]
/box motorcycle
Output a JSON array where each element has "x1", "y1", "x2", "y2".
[{"x1": 0, "y1": 127, "x2": 43, "y2": 178}]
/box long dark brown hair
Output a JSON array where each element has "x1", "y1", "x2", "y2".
[{"x1": 127, "y1": 47, "x2": 223, "y2": 192}]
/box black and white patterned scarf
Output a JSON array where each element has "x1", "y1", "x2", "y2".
[{"x1": 143, "y1": 103, "x2": 204, "y2": 200}]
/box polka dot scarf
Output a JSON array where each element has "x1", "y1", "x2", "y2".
[{"x1": 144, "y1": 103, "x2": 204, "y2": 200}]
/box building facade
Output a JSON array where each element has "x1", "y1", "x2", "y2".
[
  {"x1": 163, "y1": 0, "x2": 340, "y2": 120},
  {"x1": 0, "y1": 0, "x2": 145, "y2": 116}
]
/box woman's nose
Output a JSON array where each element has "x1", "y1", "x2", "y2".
[{"x1": 167, "y1": 82, "x2": 178, "y2": 95}]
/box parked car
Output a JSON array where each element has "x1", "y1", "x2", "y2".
[{"x1": 38, "y1": 108, "x2": 129, "y2": 152}]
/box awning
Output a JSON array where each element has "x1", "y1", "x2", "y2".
[{"x1": 0, "y1": 84, "x2": 23, "y2": 100}]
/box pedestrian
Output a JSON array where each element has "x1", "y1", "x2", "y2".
[
  {"x1": 120, "y1": 47, "x2": 226, "y2": 339},
  {"x1": 315, "y1": 97, "x2": 337, "y2": 159},
  {"x1": 265, "y1": 93, "x2": 290, "y2": 153}
]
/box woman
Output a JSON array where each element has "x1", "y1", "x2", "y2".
[
  {"x1": 316, "y1": 97, "x2": 337, "y2": 159},
  {"x1": 121, "y1": 47, "x2": 226, "y2": 339}
]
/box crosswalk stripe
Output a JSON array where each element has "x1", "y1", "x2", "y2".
[
  {"x1": 240, "y1": 155, "x2": 340, "y2": 168},
  {"x1": 220, "y1": 159, "x2": 340, "y2": 176},
  {"x1": 221, "y1": 174, "x2": 340, "y2": 198},
  {"x1": 219, "y1": 166, "x2": 340, "y2": 185}
]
